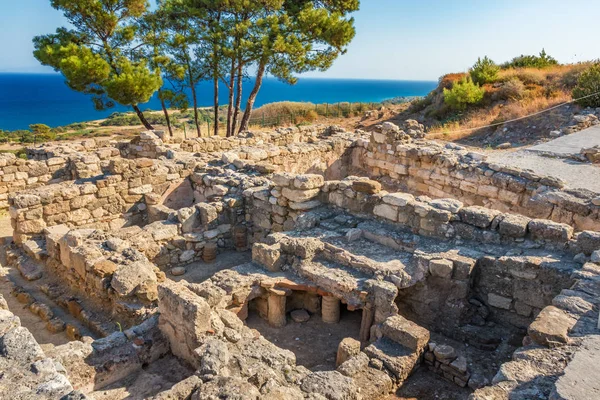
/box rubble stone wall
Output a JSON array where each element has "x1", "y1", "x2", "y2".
[
  {"x1": 0, "y1": 153, "x2": 73, "y2": 209},
  {"x1": 351, "y1": 132, "x2": 600, "y2": 232},
  {"x1": 42, "y1": 227, "x2": 160, "y2": 325},
  {"x1": 9, "y1": 157, "x2": 191, "y2": 243},
  {"x1": 48, "y1": 314, "x2": 169, "y2": 394},
  {"x1": 473, "y1": 255, "x2": 574, "y2": 328},
  {"x1": 179, "y1": 125, "x2": 330, "y2": 153}
]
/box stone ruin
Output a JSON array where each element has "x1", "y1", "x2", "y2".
[{"x1": 1, "y1": 121, "x2": 599, "y2": 399}]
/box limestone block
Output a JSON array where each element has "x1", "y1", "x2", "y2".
[
  {"x1": 281, "y1": 187, "x2": 320, "y2": 202},
  {"x1": 288, "y1": 200, "x2": 321, "y2": 211},
  {"x1": 252, "y1": 243, "x2": 284, "y2": 272},
  {"x1": 293, "y1": 174, "x2": 324, "y2": 190},
  {"x1": 158, "y1": 281, "x2": 211, "y2": 366},
  {"x1": 382, "y1": 193, "x2": 414, "y2": 207},
  {"x1": 429, "y1": 259, "x2": 454, "y2": 279},
  {"x1": 336, "y1": 338, "x2": 361, "y2": 367},
  {"x1": 488, "y1": 293, "x2": 512, "y2": 310},
  {"x1": 111, "y1": 261, "x2": 158, "y2": 301},
  {"x1": 351, "y1": 180, "x2": 381, "y2": 194},
  {"x1": 300, "y1": 371, "x2": 359, "y2": 400},
  {"x1": 373, "y1": 204, "x2": 398, "y2": 221},
  {"x1": 498, "y1": 214, "x2": 530, "y2": 238},
  {"x1": 528, "y1": 305, "x2": 576, "y2": 347},
  {"x1": 381, "y1": 315, "x2": 430, "y2": 352},
  {"x1": 528, "y1": 219, "x2": 573, "y2": 242},
  {"x1": 458, "y1": 206, "x2": 500, "y2": 229}
]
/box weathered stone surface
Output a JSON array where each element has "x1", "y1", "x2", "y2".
[
  {"x1": 290, "y1": 309, "x2": 310, "y2": 323},
  {"x1": 336, "y1": 337, "x2": 361, "y2": 367},
  {"x1": 528, "y1": 306, "x2": 576, "y2": 347},
  {"x1": 429, "y1": 259, "x2": 454, "y2": 278},
  {"x1": 293, "y1": 174, "x2": 325, "y2": 190},
  {"x1": 352, "y1": 180, "x2": 381, "y2": 194},
  {"x1": 111, "y1": 260, "x2": 158, "y2": 300},
  {"x1": 529, "y1": 219, "x2": 574, "y2": 242},
  {"x1": 252, "y1": 243, "x2": 284, "y2": 272},
  {"x1": 373, "y1": 204, "x2": 398, "y2": 221},
  {"x1": 158, "y1": 282, "x2": 212, "y2": 367},
  {"x1": 300, "y1": 371, "x2": 359, "y2": 400},
  {"x1": 382, "y1": 193, "x2": 414, "y2": 207},
  {"x1": 192, "y1": 376, "x2": 260, "y2": 400},
  {"x1": 459, "y1": 206, "x2": 500, "y2": 229},
  {"x1": 498, "y1": 214, "x2": 531, "y2": 237},
  {"x1": 381, "y1": 315, "x2": 430, "y2": 351}
]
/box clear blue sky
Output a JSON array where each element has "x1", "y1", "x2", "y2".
[{"x1": 1, "y1": 0, "x2": 599, "y2": 80}]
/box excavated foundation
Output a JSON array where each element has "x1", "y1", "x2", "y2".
[{"x1": 1, "y1": 123, "x2": 599, "y2": 399}]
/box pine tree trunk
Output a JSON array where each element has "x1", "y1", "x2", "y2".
[
  {"x1": 213, "y1": 76, "x2": 219, "y2": 136},
  {"x1": 186, "y1": 61, "x2": 201, "y2": 138},
  {"x1": 239, "y1": 62, "x2": 265, "y2": 133},
  {"x1": 133, "y1": 105, "x2": 154, "y2": 130},
  {"x1": 226, "y1": 58, "x2": 236, "y2": 137},
  {"x1": 159, "y1": 91, "x2": 174, "y2": 137},
  {"x1": 232, "y1": 60, "x2": 243, "y2": 135}
]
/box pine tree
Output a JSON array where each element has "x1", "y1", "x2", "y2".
[{"x1": 33, "y1": 0, "x2": 162, "y2": 130}]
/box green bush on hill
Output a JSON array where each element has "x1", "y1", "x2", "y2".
[
  {"x1": 470, "y1": 56, "x2": 499, "y2": 85},
  {"x1": 443, "y1": 76, "x2": 485, "y2": 111},
  {"x1": 573, "y1": 63, "x2": 600, "y2": 108},
  {"x1": 503, "y1": 49, "x2": 558, "y2": 69}
]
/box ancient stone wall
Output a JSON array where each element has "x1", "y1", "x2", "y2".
[
  {"x1": 179, "y1": 125, "x2": 329, "y2": 153},
  {"x1": 41, "y1": 227, "x2": 160, "y2": 325},
  {"x1": 9, "y1": 157, "x2": 191, "y2": 243},
  {"x1": 351, "y1": 129, "x2": 600, "y2": 231},
  {"x1": 48, "y1": 314, "x2": 169, "y2": 394}
]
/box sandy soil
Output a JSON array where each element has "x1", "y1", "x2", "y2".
[{"x1": 246, "y1": 306, "x2": 363, "y2": 371}]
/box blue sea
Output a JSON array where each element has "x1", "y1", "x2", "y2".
[{"x1": 0, "y1": 73, "x2": 436, "y2": 131}]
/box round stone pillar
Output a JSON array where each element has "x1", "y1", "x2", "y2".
[
  {"x1": 268, "y1": 289, "x2": 287, "y2": 328},
  {"x1": 233, "y1": 225, "x2": 248, "y2": 250},
  {"x1": 203, "y1": 242, "x2": 217, "y2": 263},
  {"x1": 321, "y1": 295, "x2": 340, "y2": 324},
  {"x1": 336, "y1": 337, "x2": 361, "y2": 367}
]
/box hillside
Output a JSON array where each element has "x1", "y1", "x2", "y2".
[{"x1": 388, "y1": 52, "x2": 600, "y2": 148}]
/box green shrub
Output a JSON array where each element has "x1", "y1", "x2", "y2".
[
  {"x1": 503, "y1": 49, "x2": 558, "y2": 69},
  {"x1": 573, "y1": 63, "x2": 600, "y2": 107},
  {"x1": 470, "y1": 56, "x2": 499, "y2": 85},
  {"x1": 443, "y1": 77, "x2": 485, "y2": 111}
]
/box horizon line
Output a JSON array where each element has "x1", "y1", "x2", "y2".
[{"x1": 0, "y1": 71, "x2": 437, "y2": 83}]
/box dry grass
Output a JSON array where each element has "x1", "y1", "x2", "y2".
[
  {"x1": 497, "y1": 63, "x2": 592, "y2": 88},
  {"x1": 252, "y1": 102, "x2": 316, "y2": 119},
  {"x1": 428, "y1": 90, "x2": 572, "y2": 141}
]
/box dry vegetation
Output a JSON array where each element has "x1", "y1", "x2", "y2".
[{"x1": 401, "y1": 60, "x2": 597, "y2": 145}]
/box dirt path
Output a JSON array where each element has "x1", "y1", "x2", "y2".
[{"x1": 485, "y1": 150, "x2": 600, "y2": 193}]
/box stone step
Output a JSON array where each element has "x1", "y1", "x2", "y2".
[
  {"x1": 22, "y1": 238, "x2": 48, "y2": 261},
  {"x1": 15, "y1": 254, "x2": 44, "y2": 281},
  {"x1": 364, "y1": 337, "x2": 421, "y2": 384}
]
